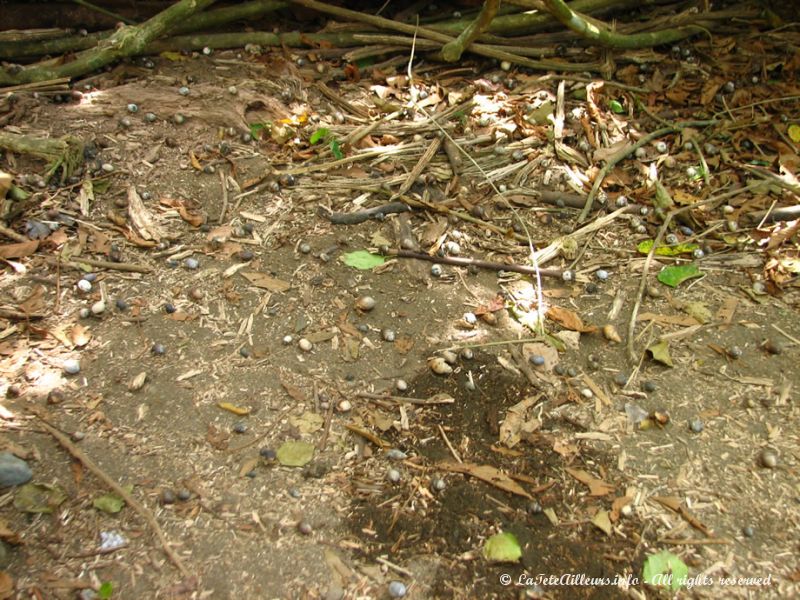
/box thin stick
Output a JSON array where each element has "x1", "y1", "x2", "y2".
[
  {"x1": 0, "y1": 224, "x2": 28, "y2": 242},
  {"x1": 396, "y1": 136, "x2": 442, "y2": 197},
  {"x1": 390, "y1": 248, "x2": 564, "y2": 278},
  {"x1": 356, "y1": 391, "x2": 455, "y2": 405},
  {"x1": 438, "y1": 424, "x2": 462, "y2": 463},
  {"x1": 55, "y1": 256, "x2": 152, "y2": 273},
  {"x1": 32, "y1": 409, "x2": 191, "y2": 579},
  {"x1": 218, "y1": 169, "x2": 229, "y2": 224}
]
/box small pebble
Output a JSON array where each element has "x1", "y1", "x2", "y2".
[
  {"x1": 337, "y1": 399, "x2": 352, "y2": 413},
  {"x1": 288, "y1": 488, "x2": 301, "y2": 499},
  {"x1": 297, "y1": 521, "x2": 313, "y2": 536},
  {"x1": 692, "y1": 248, "x2": 705, "y2": 259},
  {"x1": 386, "y1": 449, "x2": 407, "y2": 461},
  {"x1": 184, "y1": 257, "x2": 199, "y2": 270},
  {"x1": 655, "y1": 141, "x2": 668, "y2": 153},
  {"x1": 430, "y1": 264, "x2": 443, "y2": 277},
  {"x1": 151, "y1": 343, "x2": 166, "y2": 356},
  {"x1": 688, "y1": 418, "x2": 704, "y2": 433},
  {"x1": 164, "y1": 303, "x2": 177, "y2": 314},
  {"x1": 160, "y1": 489, "x2": 176, "y2": 505},
  {"x1": 178, "y1": 86, "x2": 190, "y2": 96},
  {"x1": 298, "y1": 338, "x2": 313, "y2": 352},
  {"x1": 381, "y1": 329, "x2": 396, "y2": 342},
  {"x1": 115, "y1": 298, "x2": 128, "y2": 311},
  {"x1": 665, "y1": 233, "x2": 679, "y2": 245},
  {"x1": 144, "y1": 112, "x2": 157, "y2": 122},
  {"x1": 239, "y1": 346, "x2": 251, "y2": 358},
  {"x1": 615, "y1": 196, "x2": 628, "y2": 208},
  {"x1": 621, "y1": 504, "x2": 633, "y2": 517},
  {"x1": 595, "y1": 269, "x2": 609, "y2": 281},
  {"x1": 567, "y1": 367, "x2": 578, "y2": 378},
  {"x1": 77, "y1": 279, "x2": 92, "y2": 293},
  {"x1": 614, "y1": 372, "x2": 629, "y2": 387},
  {"x1": 642, "y1": 380, "x2": 657, "y2": 393},
  {"x1": 561, "y1": 270, "x2": 574, "y2": 282},
  {"x1": 282, "y1": 335, "x2": 293, "y2": 345},
  {"x1": 723, "y1": 81, "x2": 735, "y2": 93},
  {"x1": 759, "y1": 449, "x2": 778, "y2": 469},
  {"x1": 259, "y1": 447, "x2": 276, "y2": 460},
  {"x1": 530, "y1": 354, "x2": 545, "y2": 366},
  {"x1": 686, "y1": 166, "x2": 698, "y2": 177},
  {"x1": 233, "y1": 422, "x2": 247, "y2": 434},
  {"x1": 101, "y1": 163, "x2": 114, "y2": 173},
  {"x1": 527, "y1": 501, "x2": 543, "y2": 514},
  {"x1": 460, "y1": 348, "x2": 474, "y2": 360},
  {"x1": 177, "y1": 489, "x2": 191, "y2": 501},
  {"x1": 742, "y1": 526, "x2": 755, "y2": 538},
  {"x1": 355, "y1": 296, "x2": 376, "y2": 312},
  {"x1": 79, "y1": 308, "x2": 91, "y2": 319},
  {"x1": 580, "y1": 388, "x2": 593, "y2": 399},
  {"x1": 387, "y1": 468, "x2": 401, "y2": 483},
  {"x1": 72, "y1": 431, "x2": 85, "y2": 442},
  {"x1": 63, "y1": 358, "x2": 81, "y2": 375},
  {"x1": 431, "y1": 478, "x2": 446, "y2": 492},
  {"x1": 763, "y1": 339, "x2": 781, "y2": 355},
  {"x1": 188, "y1": 288, "x2": 203, "y2": 301},
  {"x1": 299, "y1": 242, "x2": 311, "y2": 254},
  {"x1": 728, "y1": 346, "x2": 743, "y2": 359},
  {"x1": 388, "y1": 581, "x2": 407, "y2": 598},
  {"x1": 395, "y1": 379, "x2": 408, "y2": 392},
  {"x1": 500, "y1": 60, "x2": 511, "y2": 72}
]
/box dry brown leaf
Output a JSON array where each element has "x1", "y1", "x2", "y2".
[
  {"x1": 0, "y1": 570, "x2": 13, "y2": 599},
  {"x1": 0, "y1": 240, "x2": 38, "y2": 259},
  {"x1": 241, "y1": 271, "x2": 291, "y2": 292},
  {"x1": 280, "y1": 379, "x2": 306, "y2": 402},
  {"x1": 565, "y1": 467, "x2": 614, "y2": 496},
  {"x1": 547, "y1": 305, "x2": 597, "y2": 332},
  {"x1": 439, "y1": 461, "x2": 533, "y2": 499},
  {"x1": 70, "y1": 324, "x2": 91, "y2": 348}
]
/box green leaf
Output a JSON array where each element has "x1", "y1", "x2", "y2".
[
  {"x1": 276, "y1": 441, "x2": 315, "y2": 467},
  {"x1": 309, "y1": 128, "x2": 330, "y2": 145},
  {"x1": 94, "y1": 493, "x2": 125, "y2": 514},
  {"x1": 609, "y1": 99, "x2": 625, "y2": 114},
  {"x1": 13, "y1": 483, "x2": 67, "y2": 514},
  {"x1": 643, "y1": 551, "x2": 689, "y2": 592},
  {"x1": 637, "y1": 239, "x2": 699, "y2": 257},
  {"x1": 646, "y1": 340, "x2": 674, "y2": 367},
  {"x1": 98, "y1": 582, "x2": 114, "y2": 599},
  {"x1": 248, "y1": 122, "x2": 269, "y2": 140},
  {"x1": 483, "y1": 532, "x2": 522, "y2": 563},
  {"x1": 657, "y1": 264, "x2": 702, "y2": 287},
  {"x1": 341, "y1": 250, "x2": 386, "y2": 270},
  {"x1": 330, "y1": 139, "x2": 344, "y2": 160}
]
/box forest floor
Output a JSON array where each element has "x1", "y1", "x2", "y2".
[{"x1": 0, "y1": 11, "x2": 799, "y2": 600}]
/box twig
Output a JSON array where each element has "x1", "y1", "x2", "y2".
[
  {"x1": 771, "y1": 324, "x2": 800, "y2": 346},
  {"x1": 396, "y1": 136, "x2": 442, "y2": 197},
  {"x1": 0, "y1": 224, "x2": 28, "y2": 242},
  {"x1": 438, "y1": 424, "x2": 462, "y2": 463},
  {"x1": 218, "y1": 169, "x2": 228, "y2": 224},
  {"x1": 54, "y1": 256, "x2": 152, "y2": 273},
  {"x1": 31, "y1": 408, "x2": 192, "y2": 580},
  {"x1": 356, "y1": 391, "x2": 455, "y2": 405},
  {"x1": 389, "y1": 248, "x2": 564, "y2": 278}
]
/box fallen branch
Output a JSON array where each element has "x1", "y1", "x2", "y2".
[{"x1": 388, "y1": 248, "x2": 564, "y2": 279}]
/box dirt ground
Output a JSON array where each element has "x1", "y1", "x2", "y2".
[{"x1": 1, "y1": 18, "x2": 799, "y2": 600}]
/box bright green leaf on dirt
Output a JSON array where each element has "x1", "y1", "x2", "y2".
[
  {"x1": 94, "y1": 492, "x2": 126, "y2": 514},
  {"x1": 14, "y1": 483, "x2": 67, "y2": 514},
  {"x1": 657, "y1": 264, "x2": 702, "y2": 287},
  {"x1": 637, "y1": 239, "x2": 699, "y2": 256},
  {"x1": 98, "y1": 582, "x2": 114, "y2": 599},
  {"x1": 276, "y1": 441, "x2": 315, "y2": 467},
  {"x1": 643, "y1": 551, "x2": 689, "y2": 592},
  {"x1": 248, "y1": 122, "x2": 269, "y2": 140},
  {"x1": 646, "y1": 340, "x2": 674, "y2": 367},
  {"x1": 608, "y1": 99, "x2": 625, "y2": 114},
  {"x1": 788, "y1": 124, "x2": 800, "y2": 143},
  {"x1": 341, "y1": 250, "x2": 386, "y2": 270},
  {"x1": 330, "y1": 139, "x2": 344, "y2": 160},
  {"x1": 483, "y1": 532, "x2": 522, "y2": 563},
  {"x1": 309, "y1": 128, "x2": 329, "y2": 145}
]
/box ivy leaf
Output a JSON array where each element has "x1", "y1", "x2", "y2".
[
  {"x1": 341, "y1": 250, "x2": 386, "y2": 270},
  {"x1": 609, "y1": 99, "x2": 625, "y2": 114},
  {"x1": 643, "y1": 551, "x2": 688, "y2": 592},
  {"x1": 98, "y1": 582, "x2": 114, "y2": 599},
  {"x1": 646, "y1": 340, "x2": 674, "y2": 367},
  {"x1": 657, "y1": 264, "x2": 702, "y2": 287},
  {"x1": 309, "y1": 128, "x2": 329, "y2": 145},
  {"x1": 276, "y1": 441, "x2": 314, "y2": 467},
  {"x1": 483, "y1": 532, "x2": 522, "y2": 563}
]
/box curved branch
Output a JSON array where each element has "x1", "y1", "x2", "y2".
[{"x1": 543, "y1": 0, "x2": 704, "y2": 49}]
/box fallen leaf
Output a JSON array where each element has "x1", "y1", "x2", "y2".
[
  {"x1": 217, "y1": 402, "x2": 250, "y2": 416},
  {"x1": 483, "y1": 532, "x2": 522, "y2": 563},
  {"x1": 646, "y1": 340, "x2": 674, "y2": 367},
  {"x1": 0, "y1": 240, "x2": 38, "y2": 259},
  {"x1": 547, "y1": 305, "x2": 596, "y2": 332},
  {"x1": 565, "y1": 467, "x2": 614, "y2": 496},
  {"x1": 241, "y1": 271, "x2": 291, "y2": 292},
  {"x1": 592, "y1": 509, "x2": 612, "y2": 535},
  {"x1": 70, "y1": 324, "x2": 91, "y2": 347},
  {"x1": 439, "y1": 461, "x2": 532, "y2": 499},
  {"x1": 276, "y1": 441, "x2": 314, "y2": 467}
]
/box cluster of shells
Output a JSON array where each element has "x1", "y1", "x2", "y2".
[{"x1": 427, "y1": 347, "x2": 473, "y2": 375}]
